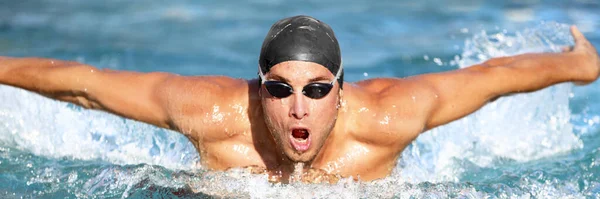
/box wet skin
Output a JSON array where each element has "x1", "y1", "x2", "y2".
[
  {"x1": 0, "y1": 26, "x2": 599, "y2": 183},
  {"x1": 173, "y1": 62, "x2": 427, "y2": 182}
]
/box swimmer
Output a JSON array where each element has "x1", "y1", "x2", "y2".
[{"x1": 0, "y1": 15, "x2": 598, "y2": 183}]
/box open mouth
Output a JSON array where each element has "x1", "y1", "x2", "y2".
[
  {"x1": 292, "y1": 128, "x2": 309, "y2": 140},
  {"x1": 290, "y1": 128, "x2": 311, "y2": 152}
]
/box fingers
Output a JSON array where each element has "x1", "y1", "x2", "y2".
[
  {"x1": 561, "y1": 46, "x2": 574, "y2": 52},
  {"x1": 570, "y1": 25, "x2": 587, "y2": 45}
]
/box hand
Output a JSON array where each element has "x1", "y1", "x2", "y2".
[{"x1": 564, "y1": 26, "x2": 600, "y2": 85}]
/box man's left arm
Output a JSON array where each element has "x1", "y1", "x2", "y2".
[{"x1": 381, "y1": 26, "x2": 599, "y2": 132}]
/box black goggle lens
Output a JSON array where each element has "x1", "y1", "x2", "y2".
[
  {"x1": 264, "y1": 81, "x2": 333, "y2": 99},
  {"x1": 302, "y1": 83, "x2": 333, "y2": 99},
  {"x1": 264, "y1": 81, "x2": 293, "y2": 98}
]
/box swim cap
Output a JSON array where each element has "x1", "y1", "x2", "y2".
[{"x1": 259, "y1": 15, "x2": 343, "y2": 87}]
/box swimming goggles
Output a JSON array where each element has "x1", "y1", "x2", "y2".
[{"x1": 258, "y1": 64, "x2": 343, "y2": 99}]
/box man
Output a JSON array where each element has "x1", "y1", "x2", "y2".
[{"x1": 0, "y1": 15, "x2": 598, "y2": 183}]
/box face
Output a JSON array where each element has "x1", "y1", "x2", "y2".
[{"x1": 260, "y1": 61, "x2": 341, "y2": 163}]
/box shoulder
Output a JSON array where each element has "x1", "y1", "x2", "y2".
[
  {"x1": 339, "y1": 78, "x2": 433, "y2": 148},
  {"x1": 160, "y1": 76, "x2": 260, "y2": 132}
]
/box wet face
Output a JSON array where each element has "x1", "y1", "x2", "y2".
[{"x1": 260, "y1": 61, "x2": 340, "y2": 163}]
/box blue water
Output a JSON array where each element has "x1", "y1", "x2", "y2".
[{"x1": 1, "y1": 0, "x2": 599, "y2": 198}]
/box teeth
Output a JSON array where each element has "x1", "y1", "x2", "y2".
[{"x1": 294, "y1": 138, "x2": 308, "y2": 143}]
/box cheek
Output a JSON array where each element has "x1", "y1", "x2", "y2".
[
  {"x1": 262, "y1": 98, "x2": 289, "y2": 125},
  {"x1": 264, "y1": 98, "x2": 287, "y2": 112},
  {"x1": 310, "y1": 96, "x2": 339, "y2": 121}
]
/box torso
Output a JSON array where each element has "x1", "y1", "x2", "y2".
[{"x1": 173, "y1": 78, "x2": 424, "y2": 182}]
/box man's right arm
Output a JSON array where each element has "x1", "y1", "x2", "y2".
[{"x1": 0, "y1": 57, "x2": 244, "y2": 138}]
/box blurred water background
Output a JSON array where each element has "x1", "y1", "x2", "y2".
[{"x1": 0, "y1": 0, "x2": 599, "y2": 198}]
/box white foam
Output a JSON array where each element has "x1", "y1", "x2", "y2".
[
  {"x1": 0, "y1": 22, "x2": 590, "y2": 197},
  {"x1": 0, "y1": 86, "x2": 199, "y2": 171}
]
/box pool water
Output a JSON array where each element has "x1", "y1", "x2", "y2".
[{"x1": 1, "y1": 0, "x2": 599, "y2": 198}]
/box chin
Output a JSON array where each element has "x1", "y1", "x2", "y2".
[{"x1": 285, "y1": 149, "x2": 317, "y2": 163}]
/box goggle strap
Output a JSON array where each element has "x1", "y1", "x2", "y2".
[
  {"x1": 258, "y1": 63, "x2": 343, "y2": 85},
  {"x1": 331, "y1": 62, "x2": 343, "y2": 86}
]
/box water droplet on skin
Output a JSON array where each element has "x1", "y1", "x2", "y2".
[
  {"x1": 225, "y1": 128, "x2": 235, "y2": 137},
  {"x1": 358, "y1": 107, "x2": 368, "y2": 113},
  {"x1": 211, "y1": 105, "x2": 224, "y2": 122},
  {"x1": 233, "y1": 144, "x2": 249, "y2": 155},
  {"x1": 230, "y1": 103, "x2": 244, "y2": 114},
  {"x1": 324, "y1": 145, "x2": 370, "y2": 173},
  {"x1": 338, "y1": 99, "x2": 348, "y2": 112},
  {"x1": 379, "y1": 115, "x2": 390, "y2": 125}
]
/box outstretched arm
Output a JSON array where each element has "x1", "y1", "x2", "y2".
[
  {"x1": 0, "y1": 57, "x2": 246, "y2": 136},
  {"x1": 372, "y1": 26, "x2": 599, "y2": 134},
  {"x1": 420, "y1": 26, "x2": 598, "y2": 130}
]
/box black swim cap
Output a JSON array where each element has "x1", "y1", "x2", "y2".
[{"x1": 259, "y1": 15, "x2": 343, "y2": 87}]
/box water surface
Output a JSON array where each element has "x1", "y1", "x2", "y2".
[{"x1": 1, "y1": 0, "x2": 599, "y2": 198}]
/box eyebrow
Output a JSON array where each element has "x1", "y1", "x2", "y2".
[
  {"x1": 308, "y1": 76, "x2": 332, "y2": 83},
  {"x1": 267, "y1": 74, "x2": 332, "y2": 83},
  {"x1": 267, "y1": 74, "x2": 291, "y2": 82}
]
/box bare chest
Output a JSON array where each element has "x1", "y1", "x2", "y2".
[{"x1": 198, "y1": 138, "x2": 397, "y2": 181}]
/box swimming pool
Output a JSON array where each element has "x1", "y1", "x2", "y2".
[{"x1": 1, "y1": 0, "x2": 599, "y2": 198}]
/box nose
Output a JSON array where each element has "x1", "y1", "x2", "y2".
[{"x1": 290, "y1": 92, "x2": 309, "y2": 119}]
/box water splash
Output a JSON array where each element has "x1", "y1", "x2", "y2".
[
  {"x1": 0, "y1": 22, "x2": 597, "y2": 198},
  {"x1": 397, "y1": 22, "x2": 581, "y2": 183},
  {"x1": 0, "y1": 86, "x2": 199, "y2": 171}
]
